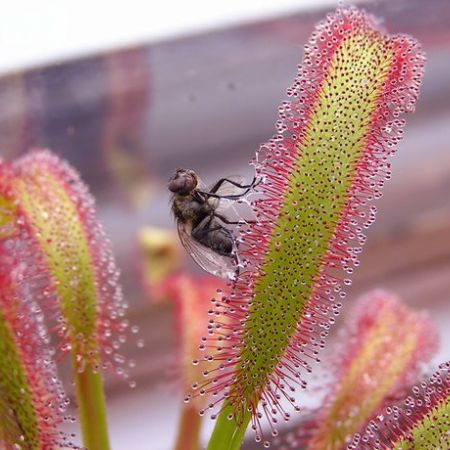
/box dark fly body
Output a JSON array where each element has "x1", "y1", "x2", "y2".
[{"x1": 168, "y1": 168, "x2": 258, "y2": 279}]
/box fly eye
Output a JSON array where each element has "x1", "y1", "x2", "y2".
[
  {"x1": 168, "y1": 169, "x2": 196, "y2": 194},
  {"x1": 169, "y1": 174, "x2": 191, "y2": 194},
  {"x1": 168, "y1": 177, "x2": 182, "y2": 193}
]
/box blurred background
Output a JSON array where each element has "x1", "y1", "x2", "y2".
[{"x1": 0, "y1": 0, "x2": 449, "y2": 448}]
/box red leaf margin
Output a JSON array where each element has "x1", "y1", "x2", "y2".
[{"x1": 193, "y1": 6, "x2": 426, "y2": 441}]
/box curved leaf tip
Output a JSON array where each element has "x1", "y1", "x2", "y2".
[
  {"x1": 349, "y1": 362, "x2": 450, "y2": 449},
  {"x1": 302, "y1": 290, "x2": 438, "y2": 450}
]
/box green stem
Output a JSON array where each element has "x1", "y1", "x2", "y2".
[
  {"x1": 174, "y1": 403, "x2": 202, "y2": 450},
  {"x1": 74, "y1": 363, "x2": 111, "y2": 450},
  {"x1": 207, "y1": 403, "x2": 251, "y2": 450},
  {"x1": 228, "y1": 416, "x2": 250, "y2": 450}
]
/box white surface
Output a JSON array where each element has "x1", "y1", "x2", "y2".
[{"x1": 0, "y1": 0, "x2": 341, "y2": 75}]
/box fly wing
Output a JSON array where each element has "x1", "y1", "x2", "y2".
[{"x1": 177, "y1": 221, "x2": 237, "y2": 280}]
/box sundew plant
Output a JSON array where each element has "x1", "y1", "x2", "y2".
[
  {"x1": 0, "y1": 4, "x2": 448, "y2": 450},
  {"x1": 0, "y1": 151, "x2": 134, "y2": 450},
  {"x1": 197, "y1": 6, "x2": 428, "y2": 448}
]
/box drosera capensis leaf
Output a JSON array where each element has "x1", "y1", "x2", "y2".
[
  {"x1": 348, "y1": 361, "x2": 450, "y2": 450},
  {"x1": 137, "y1": 228, "x2": 227, "y2": 450},
  {"x1": 289, "y1": 291, "x2": 438, "y2": 450},
  {"x1": 162, "y1": 273, "x2": 229, "y2": 410},
  {"x1": 161, "y1": 273, "x2": 229, "y2": 450},
  {"x1": 8, "y1": 149, "x2": 132, "y2": 377},
  {"x1": 0, "y1": 178, "x2": 75, "y2": 449},
  {"x1": 1, "y1": 149, "x2": 138, "y2": 450},
  {"x1": 197, "y1": 6, "x2": 425, "y2": 448},
  {"x1": 137, "y1": 226, "x2": 182, "y2": 297}
]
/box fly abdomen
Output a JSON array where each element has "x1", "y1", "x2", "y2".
[
  {"x1": 192, "y1": 221, "x2": 234, "y2": 257},
  {"x1": 209, "y1": 228, "x2": 234, "y2": 256}
]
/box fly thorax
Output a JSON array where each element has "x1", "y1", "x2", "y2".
[{"x1": 173, "y1": 196, "x2": 207, "y2": 222}]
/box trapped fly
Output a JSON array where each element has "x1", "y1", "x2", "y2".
[{"x1": 168, "y1": 168, "x2": 258, "y2": 279}]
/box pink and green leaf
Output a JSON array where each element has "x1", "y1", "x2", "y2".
[
  {"x1": 7, "y1": 150, "x2": 129, "y2": 375},
  {"x1": 160, "y1": 273, "x2": 228, "y2": 450},
  {"x1": 201, "y1": 6, "x2": 425, "y2": 447},
  {"x1": 0, "y1": 149, "x2": 131, "y2": 449},
  {"x1": 162, "y1": 273, "x2": 229, "y2": 410},
  {"x1": 0, "y1": 190, "x2": 72, "y2": 449},
  {"x1": 349, "y1": 362, "x2": 450, "y2": 449},
  {"x1": 303, "y1": 291, "x2": 438, "y2": 450}
]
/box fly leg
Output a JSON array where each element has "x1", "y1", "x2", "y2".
[
  {"x1": 200, "y1": 192, "x2": 247, "y2": 200},
  {"x1": 198, "y1": 176, "x2": 261, "y2": 200},
  {"x1": 209, "y1": 176, "x2": 258, "y2": 194}
]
